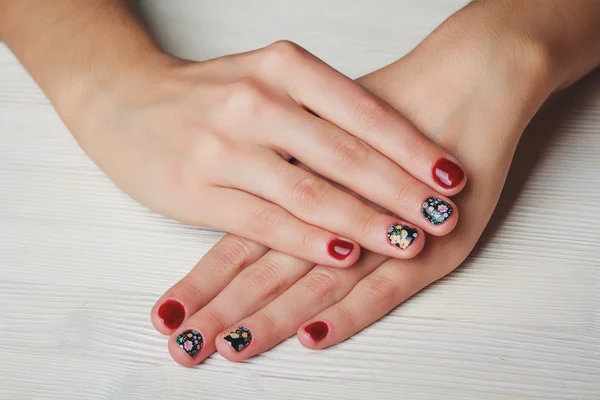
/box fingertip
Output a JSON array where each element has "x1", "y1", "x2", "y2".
[
  {"x1": 169, "y1": 328, "x2": 207, "y2": 367},
  {"x1": 385, "y1": 222, "x2": 424, "y2": 259},
  {"x1": 298, "y1": 320, "x2": 330, "y2": 350},
  {"x1": 421, "y1": 197, "x2": 458, "y2": 236},
  {"x1": 215, "y1": 325, "x2": 255, "y2": 361},
  {"x1": 323, "y1": 237, "x2": 361, "y2": 268},
  {"x1": 152, "y1": 297, "x2": 187, "y2": 335},
  {"x1": 432, "y1": 158, "x2": 467, "y2": 195}
]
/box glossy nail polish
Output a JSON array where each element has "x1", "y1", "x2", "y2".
[
  {"x1": 328, "y1": 239, "x2": 354, "y2": 260},
  {"x1": 422, "y1": 197, "x2": 453, "y2": 225},
  {"x1": 386, "y1": 223, "x2": 418, "y2": 249},
  {"x1": 304, "y1": 321, "x2": 329, "y2": 342},
  {"x1": 222, "y1": 326, "x2": 252, "y2": 352},
  {"x1": 158, "y1": 299, "x2": 186, "y2": 329},
  {"x1": 433, "y1": 158, "x2": 464, "y2": 189},
  {"x1": 176, "y1": 329, "x2": 203, "y2": 358}
]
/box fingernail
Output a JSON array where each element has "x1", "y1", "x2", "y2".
[
  {"x1": 422, "y1": 197, "x2": 453, "y2": 225},
  {"x1": 304, "y1": 321, "x2": 329, "y2": 342},
  {"x1": 433, "y1": 158, "x2": 464, "y2": 189},
  {"x1": 386, "y1": 223, "x2": 418, "y2": 249},
  {"x1": 222, "y1": 326, "x2": 252, "y2": 352},
  {"x1": 176, "y1": 329, "x2": 203, "y2": 358},
  {"x1": 158, "y1": 299, "x2": 186, "y2": 329},
  {"x1": 328, "y1": 239, "x2": 354, "y2": 260}
]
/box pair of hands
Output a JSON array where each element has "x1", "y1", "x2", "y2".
[{"x1": 143, "y1": 4, "x2": 560, "y2": 365}]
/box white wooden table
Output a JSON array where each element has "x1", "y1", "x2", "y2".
[{"x1": 1, "y1": 1, "x2": 598, "y2": 398}]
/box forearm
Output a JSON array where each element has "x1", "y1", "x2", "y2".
[
  {"x1": 0, "y1": 0, "x2": 173, "y2": 116},
  {"x1": 467, "y1": 0, "x2": 600, "y2": 89}
]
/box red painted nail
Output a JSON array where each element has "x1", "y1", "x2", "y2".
[
  {"x1": 304, "y1": 321, "x2": 329, "y2": 342},
  {"x1": 327, "y1": 239, "x2": 354, "y2": 260},
  {"x1": 433, "y1": 158, "x2": 464, "y2": 189},
  {"x1": 158, "y1": 299, "x2": 186, "y2": 329}
]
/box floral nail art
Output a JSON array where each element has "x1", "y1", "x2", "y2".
[
  {"x1": 176, "y1": 329, "x2": 203, "y2": 358},
  {"x1": 387, "y1": 224, "x2": 418, "y2": 249},
  {"x1": 422, "y1": 198, "x2": 453, "y2": 225},
  {"x1": 222, "y1": 326, "x2": 252, "y2": 352}
]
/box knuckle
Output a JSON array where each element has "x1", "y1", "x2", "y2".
[
  {"x1": 337, "y1": 304, "x2": 355, "y2": 330},
  {"x1": 211, "y1": 237, "x2": 254, "y2": 273},
  {"x1": 332, "y1": 135, "x2": 370, "y2": 173},
  {"x1": 354, "y1": 96, "x2": 388, "y2": 137},
  {"x1": 358, "y1": 210, "x2": 379, "y2": 240},
  {"x1": 247, "y1": 207, "x2": 281, "y2": 236},
  {"x1": 361, "y1": 275, "x2": 398, "y2": 305},
  {"x1": 178, "y1": 276, "x2": 208, "y2": 305},
  {"x1": 404, "y1": 138, "x2": 427, "y2": 164},
  {"x1": 262, "y1": 40, "x2": 304, "y2": 70},
  {"x1": 222, "y1": 78, "x2": 268, "y2": 115},
  {"x1": 291, "y1": 176, "x2": 327, "y2": 213},
  {"x1": 300, "y1": 271, "x2": 338, "y2": 302},
  {"x1": 393, "y1": 177, "x2": 419, "y2": 205},
  {"x1": 203, "y1": 307, "x2": 228, "y2": 331},
  {"x1": 244, "y1": 260, "x2": 285, "y2": 299}
]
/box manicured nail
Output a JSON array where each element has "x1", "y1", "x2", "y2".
[
  {"x1": 386, "y1": 223, "x2": 418, "y2": 249},
  {"x1": 422, "y1": 197, "x2": 453, "y2": 225},
  {"x1": 304, "y1": 321, "x2": 329, "y2": 342},
  {"x1": 176, "y1": 329, "x2": 203, "y2": 358},
  {"x1": 328, "y1": 239, "x2": 354, "y2": 260},
  {"x1": 158, "y1": 299, "x2": 186, "y2": 329},
  {"x1": 433, "y1": 158, "x2": 464, "y2": 189},
  {"x1": 222, "y1": 326, "x2": 252, "y2": 352}
]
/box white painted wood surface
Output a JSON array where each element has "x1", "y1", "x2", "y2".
[{"x1": 1, "y1": 1, "x2": 599, "y2": 398}]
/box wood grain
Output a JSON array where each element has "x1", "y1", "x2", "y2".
[{"x1": 0, "y1": 1, "x2": 598, "y2": 399}]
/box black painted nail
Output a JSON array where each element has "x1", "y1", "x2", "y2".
[
  {"x1": 176, "y1": 329, "x2": 203, "y2": 357},
  {"x1": 222, "y1": 326, "x2": 252, "y2": 352},
  {"x1": 422, "y1": 198, "x2": 453, "y2": 225},
  {"x1": 387, "y1": 223, "x2": 418, "y2": 249}
]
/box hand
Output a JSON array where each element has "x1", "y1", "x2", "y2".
[
  {"x1": 0, "y1": 2, "x2": 466, "y2": 268},
  {"x1": 69, "y1": 40, "x2": 468, "y2": 267},
  {"x1": 150, "y1": 0, "x2": 569, "y2": 365}
]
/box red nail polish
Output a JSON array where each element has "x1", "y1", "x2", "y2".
[
  {"x1": 433, "y1": 158, "x2": 464, "y2": 189},
  {"x1": 158, "y1": 299, "x2": 186, "y2": 329},
  {"x1": 304, "y1": 321, "x2": 329, "y2": 342},
  {"x1": 327, "y1": 239, "x2": 354, "y2": 260}
]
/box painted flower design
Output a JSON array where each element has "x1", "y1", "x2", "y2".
[
  {"x1": 223, "y1": 326, "x2": 252, "y2": 352},
  {"x1": 176, "y1": 329, "x2": 203, "y2": 357},
  {"x1": 386, "y1": 224, "x2": 418, "y2": 249},
  {"x1": 422, "y1": 198, "x2": 453, "y2": 225}
]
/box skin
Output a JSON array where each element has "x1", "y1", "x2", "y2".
[
  {"x1": 149, "y1": 0, "x2": 600, "y2": 366},
  {"x1": 0, "y1": 1, "x2": 471, "y2": 267}
]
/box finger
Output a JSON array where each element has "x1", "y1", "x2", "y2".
[
  {"x1": 257, "y1": 41, "x2": 467, "y2": 195},
  {"x1": 224, "y1": 147, "x2": 426, "y2": 258},
  {"x1": 214, "y1": 252, "x2": 386, "y2": 361},
  {"x1": 168, "y1": 250, "x2": 314, "y2": 366},
  {"x1": 297, "y1": 259, "x2": 428, "y2": 350},
  {"x1": 197, "y1": 187, "x2": 361, "y2": 268},
  {"x1": 151, "y1": 234, "x2": 268, "y2": 335},
  {"x1": 263, "y1": 108, "x2": 459, "y2": 235}
]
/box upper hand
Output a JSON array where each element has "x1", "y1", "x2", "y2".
[{"x1": 70, "y1": 40, "x2": 465, "y2": 267}]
